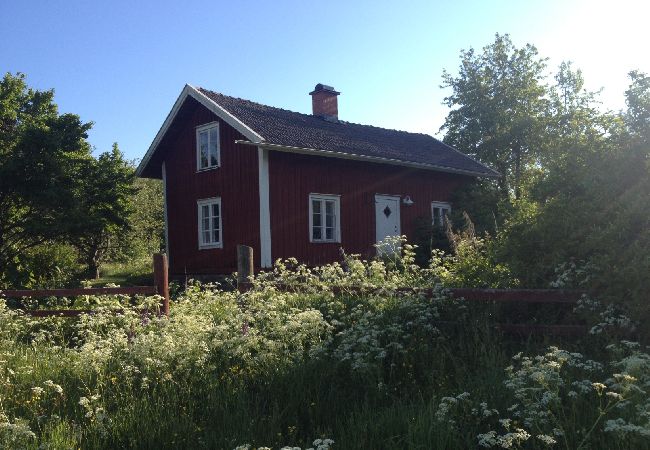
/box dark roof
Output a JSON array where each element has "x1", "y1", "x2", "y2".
[{"x1": 198, "y1": 87, "x2": 498, "y2": 177}]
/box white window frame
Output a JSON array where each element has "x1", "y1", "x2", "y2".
[
  {"x1": 196, "y1": 122, "x2": 220, "y2": 171},
  {"x1": 197, "y1": 197, "x2": 223, "y2": 249},
  {"x1": 309, "y1": 193, "x2": 341, "y2": 243},
  {"x1": 431, "y1": 201, "x2": 451, "y2": 228}
]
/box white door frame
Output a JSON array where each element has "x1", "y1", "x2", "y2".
[{"x1": 374, "y1": 194, "x2": 401, "y2": 244}]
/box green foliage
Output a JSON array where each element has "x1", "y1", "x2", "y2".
[
  {"x1": 430, "y1": 215, "x2": 518, "y2": 288},
  {"x1": 441, "y1": 33, "x2": 549, "y2": 199},
  {"x1": 442, "y1": 37, "x2": 649, "y2": 324},
  {"x1": 0, "y1": 254, "x2": 648, "y2": 449},
  {"x1": 69, "y1": 143, "x2": 136, "y2": 279},
  {"x1": 0, "y1": 73, "x2": 93, "y2": 284},
  {"x1": 449, "y1": 178, "x2": 504, "y2": 235},
  {"x1": 0, "y1": 73, "x2": 161, "y2": 286},
  {"x1": 114, "y1": 177, "x2": 164, "y2": 262},
  {"x1": 625, "y1": 70, "x2": 650, "y2": 146},
  {"x1": 495, "y1": 71, "x2": 650, "y2": 321},
  {"x1": 410, "y1": 216, "x2": 452, "y2": 266},
  {"x1": 1, "y1": 242, "x2": 82, "y2": 289}
]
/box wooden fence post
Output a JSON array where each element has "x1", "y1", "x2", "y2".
[
  {"x1": 153, "y1": 253, "x2": 170, "y2": 316},
  {"x1": 237, "y1": 245, "x2": 254, "y2": 293}
]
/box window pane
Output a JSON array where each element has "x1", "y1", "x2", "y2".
[
  {"x1": 313, "y1": 211, "x2": 321, "y2": 227},
  {"x1": 209, "y1": 128, "x2": 219, "y2": 166},
  {"x1": 202, "y1": 205, "x2": 209, "y2": 220},
  {"x1": 203, "y1": 231, "x2": 210, "y2": 244},
  {"x1": 325, "y1": 211, "x2": 334, "y2": 228},
  {"x1": 312, "y1": 227, "x2": 322, "y2": 240},
  {"x1": 312, "y1": 200, "x2": 321, "y2": 214},
  {"x1": 325, "y1": 200, "x2": 334, "y2": 215},
  {"x1": 325, "y1": 227, "x2": 334, "y2": 240},
  {"x1": 213, "y1": 229, "x2": 220, "y2": 243},
  {"x1": 212, "y1": 203, "x2": 219, "y2": 217},
  {"x1": 209, "y1": 127, "x2": 218, "y2": 145},
  {"x1": 203, "y1": 217, "x2": 210, "y2": 232},
  {"x1": 212, "y1": 217, "x2": 219, "y2": 231},
  {"x1": 210, "y1": 144, "x2": 218, "y2": 166},
  {"x1": 199, "y1": 131, "x2": 209, "y2": 168},
  {"x1": 433, "y1": 207, "x2": 440, "y2": 226}
]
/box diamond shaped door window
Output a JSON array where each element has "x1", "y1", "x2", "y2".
[{"x1": 383, "y1": 206, "x2": 392, "y2": 218}]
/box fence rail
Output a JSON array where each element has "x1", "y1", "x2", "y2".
[
  {"x1": 2, "y1": 245, "x2": 590, "y2": 336},
  {"x1": 248, "y1": 283, "x2": 587, "y2": 337},
  {"x1": 1, "y1": 286, "x2": 157, "y2": 298},
  {"x1": 448, "y1": 288, "x2": 584, "y2": 304},
  {"x1": 234, "y1": 244, "x2": 587, "y2": 337},
  {"x1": 0, "y1": 254, "x2": 170, "y2": 317}
]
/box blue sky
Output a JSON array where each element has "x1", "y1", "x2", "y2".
[{"x1": 1, "y1": 0, "x2": 648, "y2": 161}]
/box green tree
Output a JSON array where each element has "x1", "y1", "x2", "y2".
[
  {"x1": 531, "y1": 61, "x2": 621, "y2": 201},
  {"x1": 624, "y1": 70, "x2": 650, "y2": 146},
  {"x1": 69, "y1": 144, "x2": 136, "y2": 279},
  {"x1": 441, "y1": 33, "x2": 549, "y2": 200},
  {"x1": 0, "y1": 73, "x2": 92, "y2": 284},
  {"x1": 498, "y1": 70, "x2": 650, "y2": 309},
  {"x1": 114, "y1": 176, "x2": 164, "y2": 262}
]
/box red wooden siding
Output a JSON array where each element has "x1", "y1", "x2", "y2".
[
  {"x1": 159, "y1": 97, "x2": 260, "y2": 276},
  {"x1": 268, "y1": 151, "x2": 470, "y2": 266}
]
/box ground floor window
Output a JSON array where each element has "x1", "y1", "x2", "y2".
[
  {"x1": 309, "y1": 194, "x2": 341, "y2": 243},
  {"x1": 431, "y1": 201, "x2": 451, "y2": 227},
  {"x1": 197, "y1": 197, "x2": 222, "y2": 249}
]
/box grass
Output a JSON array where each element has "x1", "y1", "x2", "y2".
[
  {"x1": 1, "y1": 250, "x2": 649, "y2": 449},
  {"x1": 89, "y1": 258, "x2": 154, "y2": 287}
]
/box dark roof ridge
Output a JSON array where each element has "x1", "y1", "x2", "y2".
[
  {"x1": 195, "y1": 86, "x2": 499, "y2": 178},
  {"x1": 198, "y1": 87, "x2": 443, "y2": 141}
]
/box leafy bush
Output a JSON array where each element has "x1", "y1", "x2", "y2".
[{"x1": 0, "y1": 242, "x2": 82, "y2": 289}]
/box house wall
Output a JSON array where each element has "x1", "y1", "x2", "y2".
[
  {"x1": 161, "y1": 98, "x2": 261, "y2": 276},
  {"x1": 268, "y1": 151, "x2": 470, "y2": 266}
]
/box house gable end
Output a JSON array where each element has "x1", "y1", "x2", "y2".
[{"x1": 136, "y1": 84, "x2": 264, "y2": 178}]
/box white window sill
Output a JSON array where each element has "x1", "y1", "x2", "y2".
[
  {"x1": 196, "y1": 166, "x2": 220, "y2": 173},
  {"x1": 198, "y1": 243, "x2": 223, "y2": 250}
]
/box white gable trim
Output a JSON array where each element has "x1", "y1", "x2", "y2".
[{"x1": 136, "y1": 84, "x2": 264, "y2": 177}]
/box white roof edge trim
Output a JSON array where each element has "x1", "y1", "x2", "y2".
[
  {"x1": 136, "y1": 84, "x2": 264, "y2": 177},
  {"x1": 235, "y1": 140, "x2": 500, "y2": 178}
]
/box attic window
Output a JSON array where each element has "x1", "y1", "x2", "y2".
[
  {"x1": 431, "y1": 201, "x2": 451, "y2": 227},
  {"x1": 196, "y1": 122, "x2": 220, "y2": 170}
]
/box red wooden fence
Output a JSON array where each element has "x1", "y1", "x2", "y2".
[
  {"x1": 0, "y1": 254, "x2": 170, "y2": 317},
  {"x1": 1, "y1": 245, "x2": 589, "y2": 337},
  {"x1": 239, "y1": 282, "x2": 587, "y2": 337},
  {"x1": 234, "y1": 245, "x2": 587, "y2": 337}
]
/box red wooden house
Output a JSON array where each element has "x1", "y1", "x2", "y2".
[{"x1": 136, "y1": 83, "x2": 498, "y2": 276}]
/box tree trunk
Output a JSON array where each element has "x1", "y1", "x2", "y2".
[
  {"x1": 86, "y1": 247, "x2": 101, "y2": 279},
  {"x1": 87, "y1": 258, "x2": 100, "y2": 279}
]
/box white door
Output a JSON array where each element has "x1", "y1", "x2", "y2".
[{"x1": 375, "y1": 195, "x2": 401, "y2": 248}]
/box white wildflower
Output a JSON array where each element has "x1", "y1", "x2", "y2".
[
  {"x1": 30, "y1": 386, "x2": 44, "y2": 396},
  {"x1": 537, "y1": 434, "x2": 556, "y2": 445}
]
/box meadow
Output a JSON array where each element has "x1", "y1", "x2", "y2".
[{"x1": 1, "y1": 239, "x2": 648, "y2": 449}]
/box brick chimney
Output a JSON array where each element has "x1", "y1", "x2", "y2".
[{"x1": 309, "y1": 83, "x2": 340, "y2": 121}]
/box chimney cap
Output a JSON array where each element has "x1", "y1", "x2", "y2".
[{"x1": 309, "y1": 83, "x2": 340, "y2": 95}]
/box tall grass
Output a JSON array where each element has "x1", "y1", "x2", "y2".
[{"x1": 1, "y1": 239, "x2": 648, "y2": 449}]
